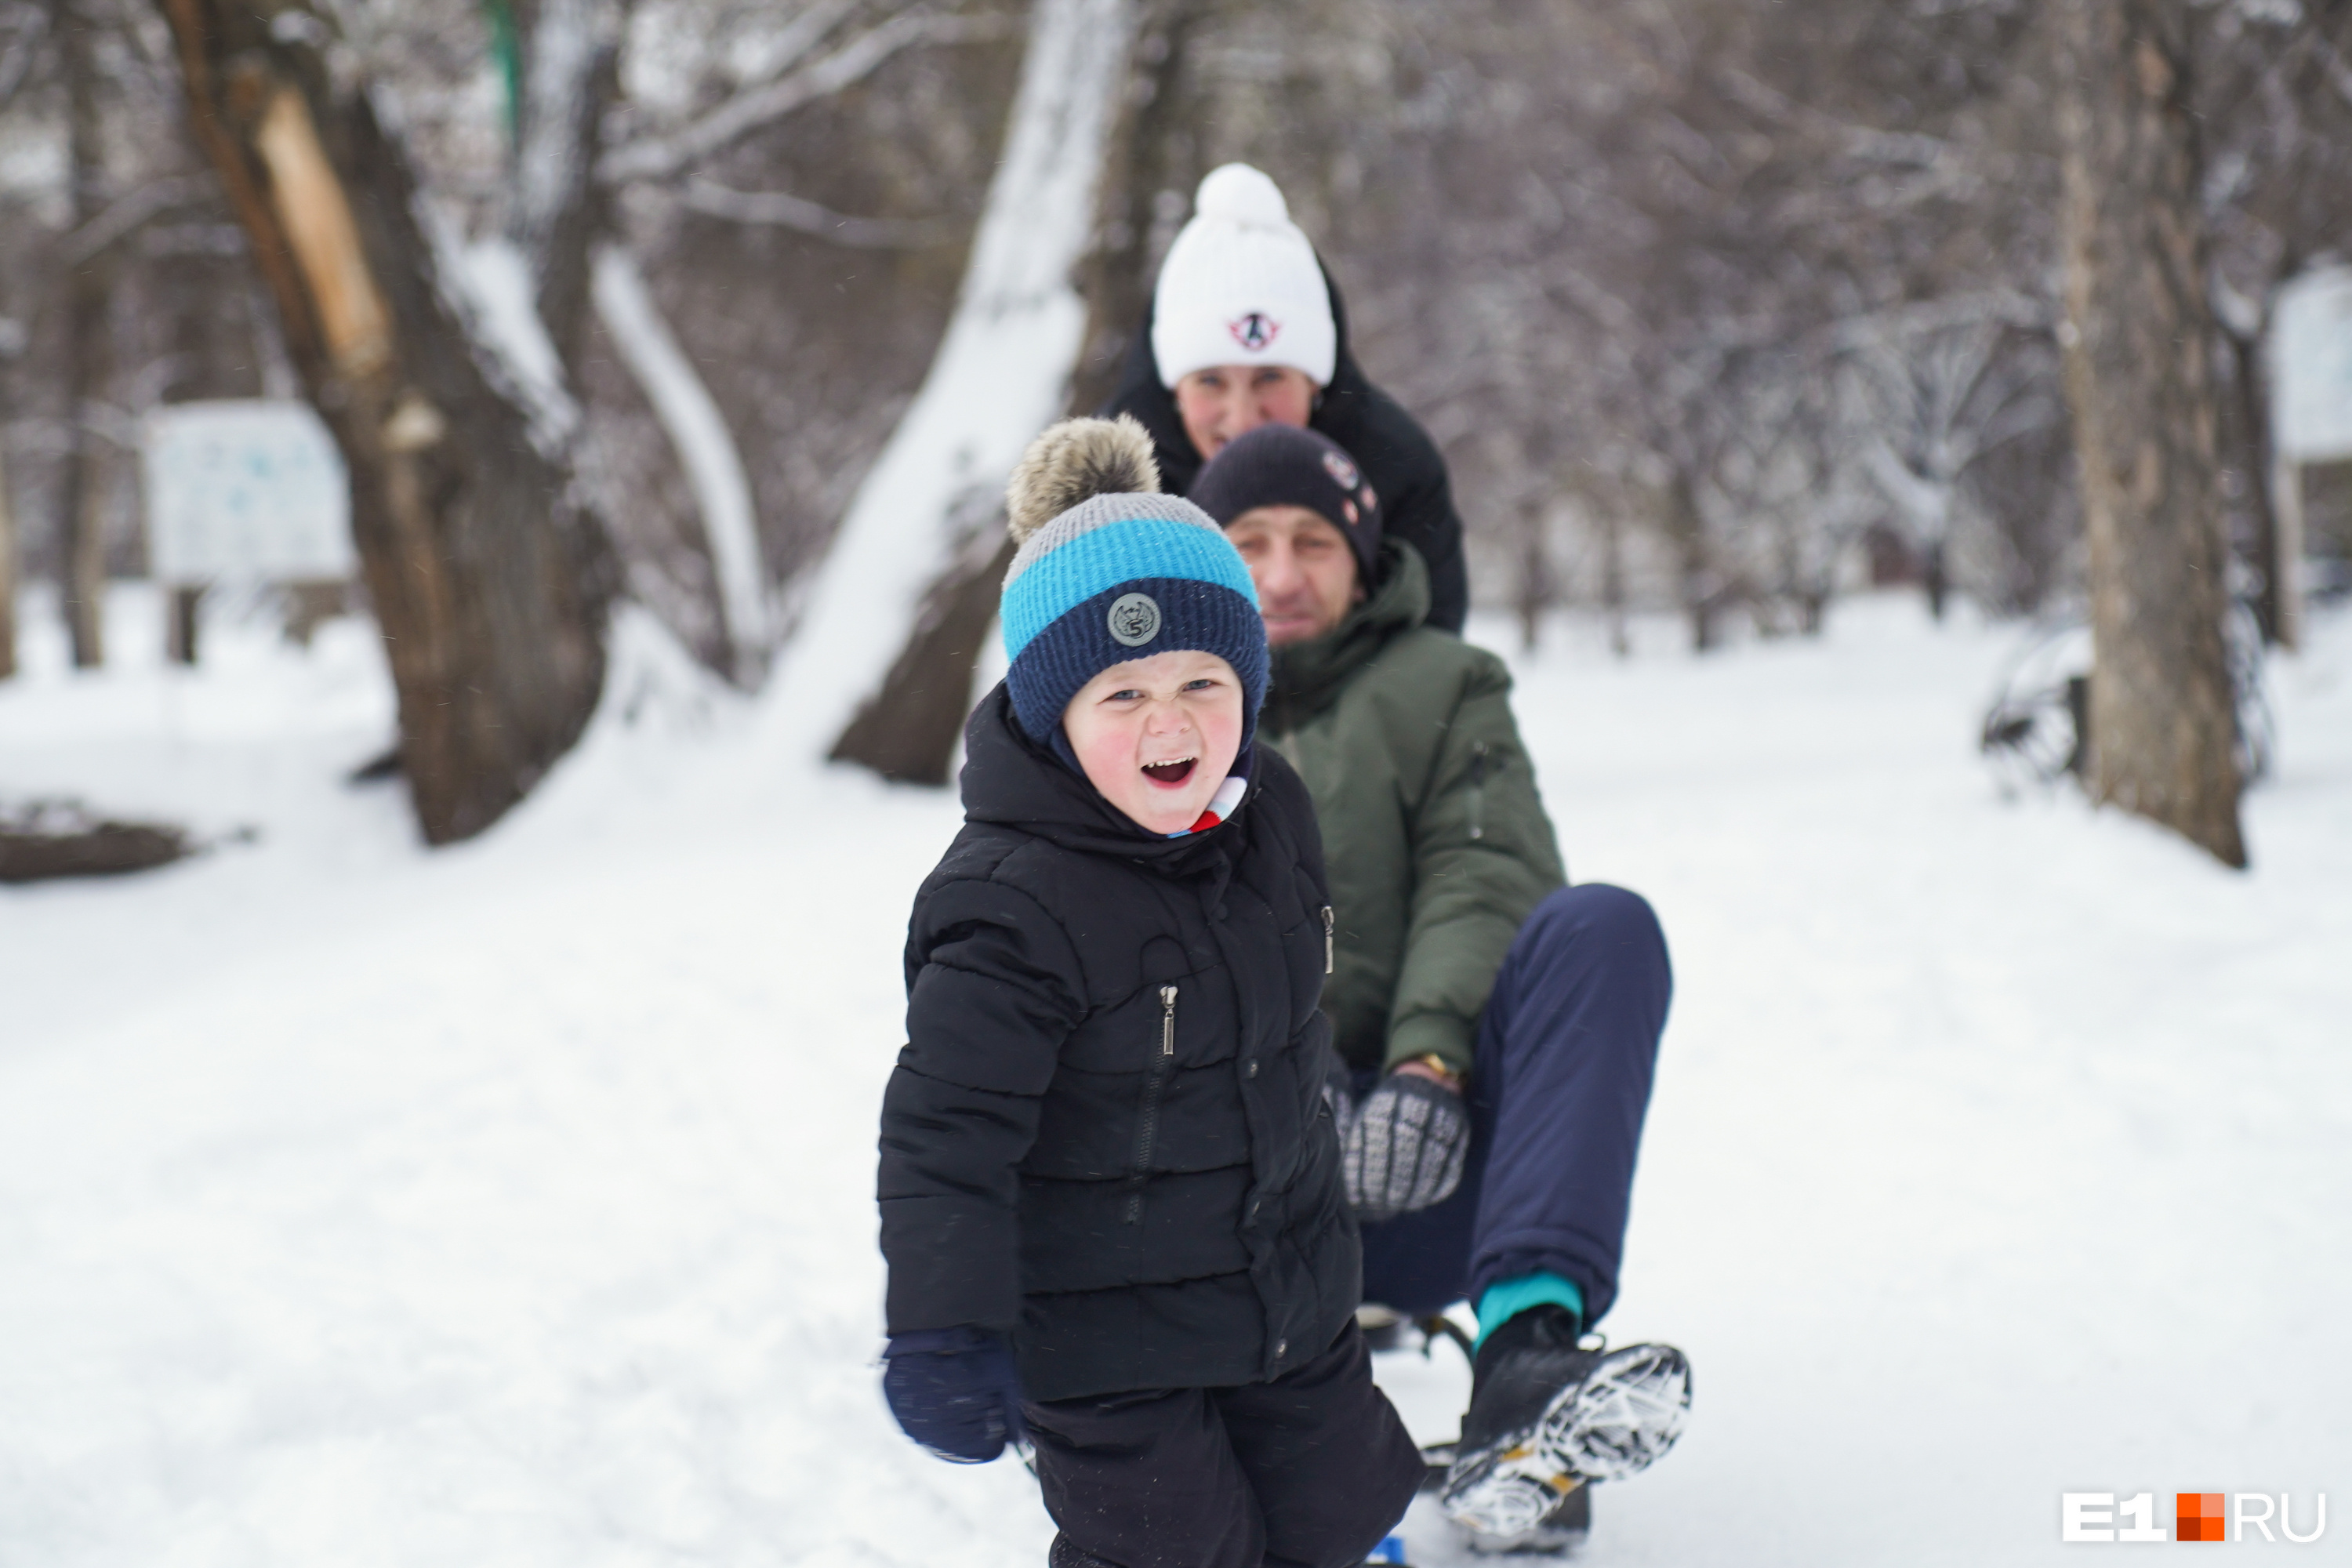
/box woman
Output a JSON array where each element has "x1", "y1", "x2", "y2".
[{"x1": 1100, "y1": 162, "x2": 1472, "y2": 633}]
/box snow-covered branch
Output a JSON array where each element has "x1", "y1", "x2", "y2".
[
  {"x1": 677, "y1": 177, "x2": 958, "y2": 247},
  {"x1": 598, "y1": 8, "x2": 1008, "y2": 185}
]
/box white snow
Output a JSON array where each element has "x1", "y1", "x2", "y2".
[{"x1": 3, "y1": 583, "x2": 2349, "y2": 1566}]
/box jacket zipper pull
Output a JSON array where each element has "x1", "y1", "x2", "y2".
[
  {"x1": 1468, "y1": 741, "x2": 1490, "y2": 841},
  {"x1": 1160, "y1": 985, "x2": 1177, "y2": 1056},
  {"x1": 1321, "y1": 906, "x2": 1334, "y2": 975}
]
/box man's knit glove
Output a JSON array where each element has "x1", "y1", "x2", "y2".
[
  {"x1": 1342, "y1": 1071, "x2": 1470, "y2": 1222},
  {"x1": 882, "y1": 1327, "x2": 1026, "y2": 1463}
]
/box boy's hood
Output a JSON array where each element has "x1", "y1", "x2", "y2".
[{"x1": 958, "y1": 684, "x2": 1250, "y2": 875}]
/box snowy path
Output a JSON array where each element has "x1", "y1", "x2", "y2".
[{"x1": 3, "y1": 588, "x2": 2347, "y2": 1566}]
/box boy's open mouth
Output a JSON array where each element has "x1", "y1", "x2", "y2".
[{"x1": 1141, "y1": 756, "x2": 1198, "y2": 787}]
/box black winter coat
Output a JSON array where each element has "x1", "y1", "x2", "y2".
[
  {"x1": 879, "y1": 687, "x2": 1361, "y2": 1403},
  {"x1": 1100, "y1": 271, "x2": 1472, "y2": 634}
]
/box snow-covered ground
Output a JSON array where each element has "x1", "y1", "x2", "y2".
[{"x1": 3, "y1": 583, "x2": 2347, "y2": 1566}]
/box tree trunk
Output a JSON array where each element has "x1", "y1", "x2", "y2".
[
  {"x1": 808, "y1": 0, "x2": 1138, "y2": 779},
  {"x1": 2055, "y1": 0, "x2": 2246, "y2": 868},
  {"x1": 56, "y1": 0, "x2": 106, "y2": 668},
  {"x1": 1665, "y1": 470, "x2": 1718, "y2": 652},
  {"x1": 510, "y1": 0, "x2": 624, "y2": 370},
  {"x1": 2221, "y1": 322, "x2": 2290, "y2": 648},
  {"x1": 827, "y1": 0, "x2": 1182, "y2": 782},
  {"x1": 158, "y1": 0, "x2": 612, "y2": 844},
  {"x1": 0, "y1": 450, "x2": 16, "y2": 679}
]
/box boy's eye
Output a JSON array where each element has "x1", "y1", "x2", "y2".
[
  {"x1": 1108, "y1": 689, "x2": 1145, "y2": 702},
  {"x1": 1181, "y1": 678, "x2": 1218, "y2": 692}
]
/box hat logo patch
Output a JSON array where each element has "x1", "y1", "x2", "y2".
[
  {"x1": 1320, "y1": 449, "x2": 1361, "y2": 489},
  {"x1": 1229, "y1": 312, "x2": 1281, "y2": 351},
  {"x1": 1107, "y1": 592, "x2": 1163, "y2": 648}
]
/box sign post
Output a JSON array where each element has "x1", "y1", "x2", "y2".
[
  {"x1": 141, "y1": 400, "x2": 354, "y2": 662},
  {"x1": 2268, "y1": 266, "x2": 2352, "y2": 651}
]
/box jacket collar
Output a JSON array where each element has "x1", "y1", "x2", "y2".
[
  {"x1": 960, "y1": 684, "x2": 1251, "y2": 875},
  {"x1": 1261, "y1": 539, "x2": 1430, "y2": 735}
]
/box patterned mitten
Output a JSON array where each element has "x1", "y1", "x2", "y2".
[{"x1": 1342, "y1": 1072, "x2": 1470, "y2": 1222}]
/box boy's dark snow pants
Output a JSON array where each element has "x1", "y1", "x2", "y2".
[
  {"x1": 1359, "y1": 884, "x2": 1672, "y2": 1328},
  {"x1": 1024, "y1": 1321, "x2": 1425, "y2": 1568}
]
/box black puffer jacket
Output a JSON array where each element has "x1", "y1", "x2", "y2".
[
  {"x1": 879, "y1": 686, "x2": 1360, "y2": 1403},
  {"x1": 1101, "y1": 272, "x2": 1471, "y2": 634}
]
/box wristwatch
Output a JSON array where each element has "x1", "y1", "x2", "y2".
[{"x1": 1399, "y1": 1053, "x2": 1465, "y2": 1091}]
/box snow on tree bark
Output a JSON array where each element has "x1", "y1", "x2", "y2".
[
  {"x1": 156, "y1": 0, "x2": 612, "y2": 845},
  {"x1": 591, "y1": 246, "x2": 768, "y2": 678},
  {"x1": 2055, "y1": 0, "x2": 2247, "y2": 869},
  {"x1": 783, "y1": 0, "x2": 1137, "y2": 772}
]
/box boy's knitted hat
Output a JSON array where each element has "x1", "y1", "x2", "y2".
[
  {"x1": 1151, "y1": 165, "x2": 1336, "y2": 389},
  {"x1": 1000, "y1": 416, "x2": 1269, "y2": 757},
  {"x1": 1190, "y1": 423, "x2": 1384, "y2": 585}
]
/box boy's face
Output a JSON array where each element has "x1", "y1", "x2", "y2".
[
  {"x1": 1062, "y1": 649, "x2": 1247, "y2": 835},
  {"x1": 1223, "y1": 504, "x2": 1363, "y2": 646}
]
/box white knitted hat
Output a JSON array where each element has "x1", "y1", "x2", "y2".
[{"x1": 1150, "y1": 165, "x2": 1336, "y2": 389}]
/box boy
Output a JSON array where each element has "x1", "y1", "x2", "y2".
[{"x1": 877, "y1": 417, "x2": 1425, "y2": 1568}]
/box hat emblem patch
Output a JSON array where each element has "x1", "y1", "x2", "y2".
[
  {"x1": 1229, "y1": 312, "x2": 1281, "y2": 351},
  {"x1": 1107, "y1": 592, "x2": 1163, "y2": 648},
  {"x1": 1320, "y1": 449, "x2": 1361, "y2": 489}
]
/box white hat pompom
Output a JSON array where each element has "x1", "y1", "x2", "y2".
[
  {"x1": 1192, "y1": 163, "x2": 1292, "y2": 229},
  {"x1": 1151, "y1": 164, "x2": 1336, "y2": 389}
]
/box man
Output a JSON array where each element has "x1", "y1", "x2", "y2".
[
  {"x1": 1189, "y1": 423, "x2": 1690, "y2": 1552},
  {"x1": 1102, "y1": 163, "x2": 1472, "y2": 634}
]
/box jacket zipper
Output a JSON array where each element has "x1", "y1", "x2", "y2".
[
  {"x1": 1468, "y1": 741, "x2": 1490, "y2": 841},
  {"x1": 1321, "y1": 906, "x2": 1334, "y2": 975},
  {"x1": 1125, "y1": 985, "x2": 1178, "y2": 1224}
]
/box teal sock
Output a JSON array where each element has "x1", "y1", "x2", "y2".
[{"x1": 1472, "y1": 1272, "x2": 1584, "y2": 1356}]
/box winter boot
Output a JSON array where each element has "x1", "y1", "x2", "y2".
[{"x1": 1438, "y1": 1305, "x2": 1690, "y2": 1549}]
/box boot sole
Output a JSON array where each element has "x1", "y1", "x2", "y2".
[{"x1": 1437, "y1": 1344, "x2": 1692, "y2": 1544}]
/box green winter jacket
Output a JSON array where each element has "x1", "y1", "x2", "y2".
[{"x1": 1259, "y1": 540, "x2": 1566, "y2": 1077}]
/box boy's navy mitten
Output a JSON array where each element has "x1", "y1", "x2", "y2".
[
  {"x1": 1343, "y1": 1072, "x2": 1470, "y2": 1222},
  {"x1": 882, "y1": 1327, "x2": 1026, "y2": 1463}
]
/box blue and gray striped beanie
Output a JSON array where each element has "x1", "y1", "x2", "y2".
[{"x1": 1000, "y1": 416, "x2": 1268, "y2": 758}]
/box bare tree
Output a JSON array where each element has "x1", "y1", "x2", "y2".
[
  {"x1": 812, "y1": 0, "x2": 1138, "y2": 782},
  {"x1": 0, "y1": 446, "x2": 16, "y2": 677},
  {"x1": 2055, "y1": 0, "x2": 2247, "y2": 868},
  {"x1": 53, "y1": 0, "x2": 106, "y2": 666},
  {"x1": 157, "y1": 0, "x2": 612, "y2": 844}
]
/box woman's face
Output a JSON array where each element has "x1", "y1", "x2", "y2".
[{"x1": 1173, "y1": 365, "x2": 1318, "y2": 460}]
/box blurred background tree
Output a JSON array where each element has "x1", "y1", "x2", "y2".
[{"x1": 2, "y1": 0, "x2": 2345, "y2": 858}]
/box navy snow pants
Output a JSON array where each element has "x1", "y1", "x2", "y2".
[{"x1": 1358, "y1": 884, "x2": 1671, "y2": 1328}]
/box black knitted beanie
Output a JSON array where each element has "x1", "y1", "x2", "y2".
[{"x1": 1189, "y1": 424, "x2": 1384, "y2": 585}]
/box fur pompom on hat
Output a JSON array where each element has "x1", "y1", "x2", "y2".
[
  {"x1": 1007, "y1": 415, "x2": 1163, "y2": 543},
  {"x1": 1151, "y1": 165, "x2": 1337, "y2": 389},
  {"x1": 998, "y1": 417, "x2": 1268, "y2": 762}
]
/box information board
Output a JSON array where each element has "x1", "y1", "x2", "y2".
[
  {"x1": 2272, "y1": 267, "x2": 2352, "y2": 463},
  {"x1": 143, "y1": 400, "x2": 355, "y2": 583}
]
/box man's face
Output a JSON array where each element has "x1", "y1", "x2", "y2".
[
  {"x1": 1172, "y1": 365, "x2": 1318, "y2": 460},
  {"x1": 1224, "y1": 504, "x2": 1362, "y2": 647},
  {"x1": 1061, "y1": 648, "x2": 1247, "y2": 835}
]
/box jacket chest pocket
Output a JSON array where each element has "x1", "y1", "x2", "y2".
[{"x1": 1123, "y1": 984, "x2": 1178, "y2": 1224}]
